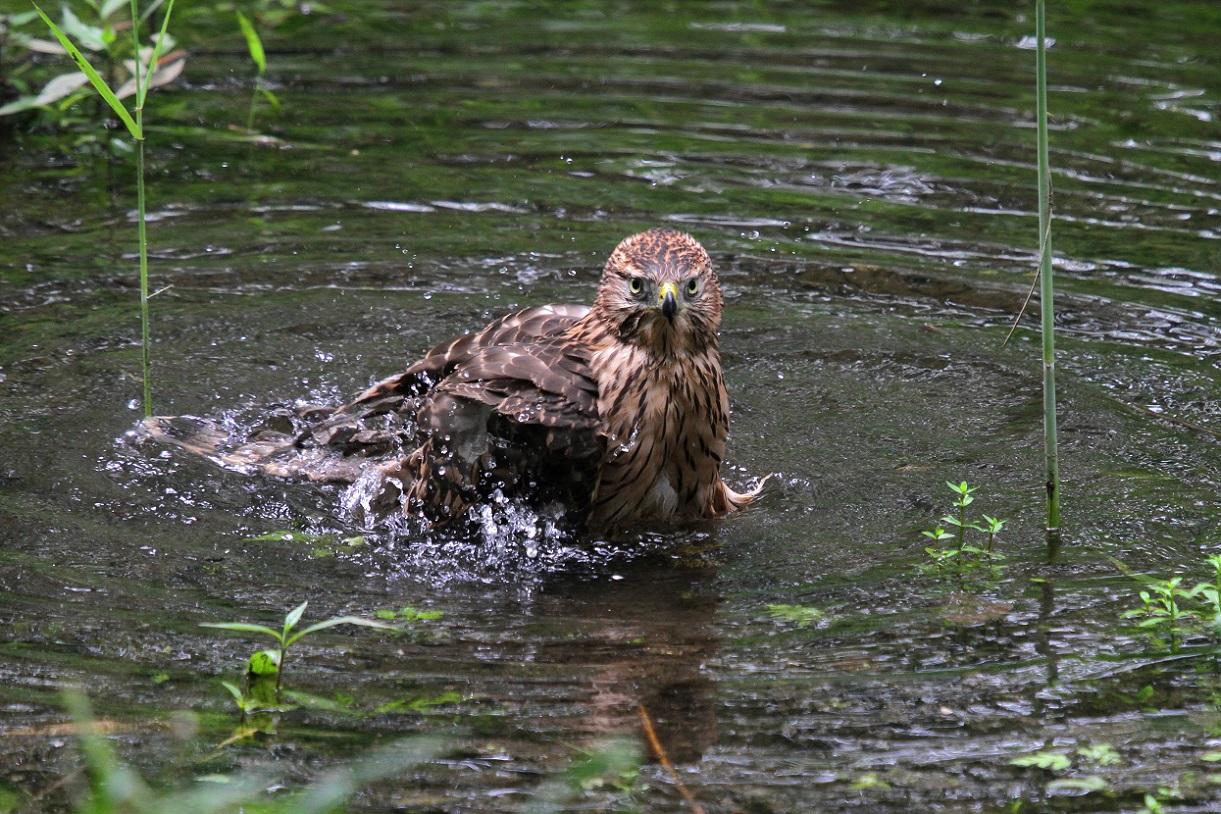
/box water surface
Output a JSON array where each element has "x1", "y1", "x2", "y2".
[{"x1": 2, "y1": 1, "x2": 1221, "y2": 811}]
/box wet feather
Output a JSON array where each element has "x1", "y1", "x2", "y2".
[{"x1": 139, "y1": 228, "x2": 765, "y2": 529}]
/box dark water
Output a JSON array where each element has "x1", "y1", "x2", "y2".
[{"x1": 2, "y1": 1, "x2": 1221, "y2": 811}]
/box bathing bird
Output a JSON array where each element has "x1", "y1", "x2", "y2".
[{"x1": 141, "y1": 228, "x2": 764, "y2": 530}]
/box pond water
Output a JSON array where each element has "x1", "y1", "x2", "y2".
[{"x1": 2, "y1": 0, "x2": 1221, "y2": 811}]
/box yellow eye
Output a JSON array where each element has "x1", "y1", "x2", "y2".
[
  {"x1": 628, "y1": 277, "x2": 644, "y2": 295},
  {"x1": 685, "y1": 277, "x2": 699, "y2": 296}
]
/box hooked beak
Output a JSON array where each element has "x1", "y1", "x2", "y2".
[{"x1": 657, "y1": 281, "x2": 679, "y2": 321}]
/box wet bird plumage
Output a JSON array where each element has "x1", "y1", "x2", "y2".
[{"x1": 141, "y1": 227, "x2": 763, "y2": 530}]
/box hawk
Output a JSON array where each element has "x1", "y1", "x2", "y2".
[{"x1": 141, "y1": 228, "x2": 764, "y2": 531}]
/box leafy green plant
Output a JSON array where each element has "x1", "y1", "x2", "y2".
[
  {"x1": 919, "y1": 480, "x2": 1007, "y2": 586},
  {"x1": 1138, "y1": 785, "x2": 1181, "y2": 814},
  {"x1": 766, "y1": 603, "x2": 824, "y2": 628},
  {"x1": 10, "y1": 0, "x2": 181, "y2": 417},
  {"x1": 0, "y1": 1, "x2": 185, "y2": 126},
  {"x1": 373, "y1": 605, "x2": 445, "y2": 622},
  {"x1": 1010, "y1": 750, "x2": 1071, "y2": 771},
  {"x1": 1120, "y1": 554, "x2": 1221, "y2": 649},
  {"x1": 202, "y1": 600, "x2": 395, "y2": 703},
  {"x1": 525, "y1": 737, "x2": 642, "y2": 814},
  {"x1": 60, "y1": 690, "x2": 444, "y2": 814},
  {"x1": 236, "y1": 10, "x2": 279, "y2": 130},
  {"x1": 1077, "y1": 743, "x2": 1122, "y2": 767},
  {"x1": 1010, "y1": 743, "x2": 1122, "y2": 795}
]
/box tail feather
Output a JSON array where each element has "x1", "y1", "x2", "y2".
[{"x1": 136, "y1": 415, "x2": 370, "y2": 483}]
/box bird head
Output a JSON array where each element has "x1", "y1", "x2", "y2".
[{"x1": 593, "y1": 227, "x2": 724, "y2": 354}]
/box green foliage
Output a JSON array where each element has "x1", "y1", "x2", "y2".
[
  {"x1": 1077, "y1": 743, "x2": 1122, "y2": 767},
  {"x1": 1010, "y1": 743, "x2": 1124, "y2": 795},
  {"x1": 766, "y1": 603, "x2": 824, "y2": 628},
  {"x1": 8, "y1": 0, "x2": 180, "y2": 417},
  {"x1": 525, "y1": 737, "x2": 642, "y2": 814},
  {"x1": 1120, "y1": 554, "x2": 1221, "y2": 650},
  {"x1": 919, "y1": 480, "x2": 1007, "y2": 587},
  {"x1": 0, "y1": 1, "x2": 184, "y2": 127},
  {"x1": 1138, "y1": 786, "x2": 1182, "y2": 814},
  {"x1": 374, "y1": 691, "x2": 463, "y2": 714},
  {"x1": 236, "y1": 10, "x2": 280, "y2": 129},
  {"x1": 373, "y1": 605, "x2": 445, "y2": 621},
  {"x1": 60, "y1": 690, "x2": 444, "y2": 814},
  {"x1": 201, "y1": 600, "x2": 397, "y2": 705},
  {"x1": 1010, "y1": 750, "x2": 1072, "y2": 771}
]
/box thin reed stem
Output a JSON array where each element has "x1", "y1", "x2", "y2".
[
  {"x1": 1036, "y1": 0, "x2": 1060, "y2": 538},
  {"x1": 130, "y1": 0, "x2": 152, "y2": 416}
]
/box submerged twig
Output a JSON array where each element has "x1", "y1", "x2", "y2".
[{"x1": 638, "y1": 705, "x2": 706, "y2": 814}]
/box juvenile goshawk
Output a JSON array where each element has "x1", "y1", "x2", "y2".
[{"x1": 141, "y1": 228, "x2": 764, "y2": 530}]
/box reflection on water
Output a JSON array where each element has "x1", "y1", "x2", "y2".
[{"x1": 3, "y1": 0, "x2": 1221, "y2": 811}]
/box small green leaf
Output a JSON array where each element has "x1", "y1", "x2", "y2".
[
  {"x1": 200, "y1": 621, "x2": 283, "y2": 640},
  {"x1": 220, "y1": 680, "x2": 246, "y2": 704},
  {"x1": 248, "y1": 530, "x2": 298, "y2": 541},
  {"x1": 236, "y1": 12, "x2": 266, "y2": 75},
  {"x1": 1047, "y1": 776, "x2": 1110, "y2": 792},
  {"x1": 0, "y1": 95, "x2": 45, "y2": 117},
  {"x1": 1077, "y1": 743, "x2": 1121, "y2": 766},
  {"x1": 287, "y1": 615, "x2": 398, "y2": 645},
  {"x1": 284, "y1": 600, "x2": 309, "y2": 632},
  {"x1": 247, "y1": 649, "x2": 280, "y2": 675},
  {"x1": 406, "y1": 691, "x2": 463, "y2": 712},
  {"x1": 257, "y1": 87, "x2": 281, "y2": 111},
  {"x1": 766, "y1": 604, "x2": 824, "y2": 628},
  {"x1": 1010, "y1": 751, "x2": 1072, "y2": 771},
  {"x1": 394, "y1": 606, "x2": 443, "y2": 621},
  {"x1": 136, "y1": 0, "x2": 178, "y2": 108},
  {"x1": 58, "y1": 5, "x2": 105, "y2": 51},
  {"x1": 31, "y1": 3, "x2": 139, "y2": 137}
]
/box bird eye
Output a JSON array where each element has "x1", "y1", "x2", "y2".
[
  {"x1": 685, "y1": 277, "x2": 700, "y2": 296},
  {"x1": 628, "y1": 277, "x2": 644, "y2": 296}
]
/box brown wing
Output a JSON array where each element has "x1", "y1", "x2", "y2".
[
  {"x1": 347, "y1": 303, "x2": 590, "y2": 412},
  {"x1": 139, "y1": 303, "x2": 601, "y2": 523},
  {"x1": 402, "y1": 335, "x2": 605, "y2": 523}
]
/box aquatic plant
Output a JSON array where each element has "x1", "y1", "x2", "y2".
[
  {"x1": 1120, "y1": 555, "x2": 1221, "y2": 649},
  {"x1": 0, "y1": 2, "x2": 184, "y2": 125},
  {"x1": 59, "y1": 690, "x2": 444, "y2": 814},
  {"x1": 372, "y1": 604, "x2": 445, "y2": 622},
  {"x1": 1035, "y1": 0, "x2": 1061, "y2": 539},
  {"x1": 526, "y1": 736, "x2": 642, "y2": 814},
  {"x1": 201, "y1": 600, "x2": 396, "y2": 703},
  {"x1": 919, "y1": 480, "x2": 1007, "y2": 586},
  {"x1": 236, "y1": 10, "x2": 279, "y2": 130},
  {"x1": 1009, "y1": 744, "x2": 1120, "y2": 794},
  {"x1": 766, "y1": 603, "x2": 824, "y2": 628},
  {"x1": 17, "y1": 0, "x2": 181, "y2": 418}
]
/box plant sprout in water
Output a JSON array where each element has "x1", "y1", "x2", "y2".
[{"x1": 202, "y1": 600, "x2": 396, "y2": 703}]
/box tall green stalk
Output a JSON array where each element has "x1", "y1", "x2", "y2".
[
  {"x1": 33, "y1": 0, "x2": 174, "y2": 417},
  {"x1": 1036, "y1": 0, "x2": 1061, "y2": 539},
  {"x1": 131, "y1": 0, "x2": 152, "y2": 417}
]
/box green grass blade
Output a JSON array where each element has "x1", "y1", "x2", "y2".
[
  {"x1": 236, "y1": 11, "x2": 266, "y2": 75},
  {"x1": 32, "y1": 3, "x2": 139, "y2": 138},
  {"x1": 200, "y1": 622, "x2": 283, "y2": 640},
  {"x1": 138, "y1": 0, "x2": 178, "y2": 108},
  {"x1": 287, "y1": 616, "x2": 398, "y2": 646}
]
